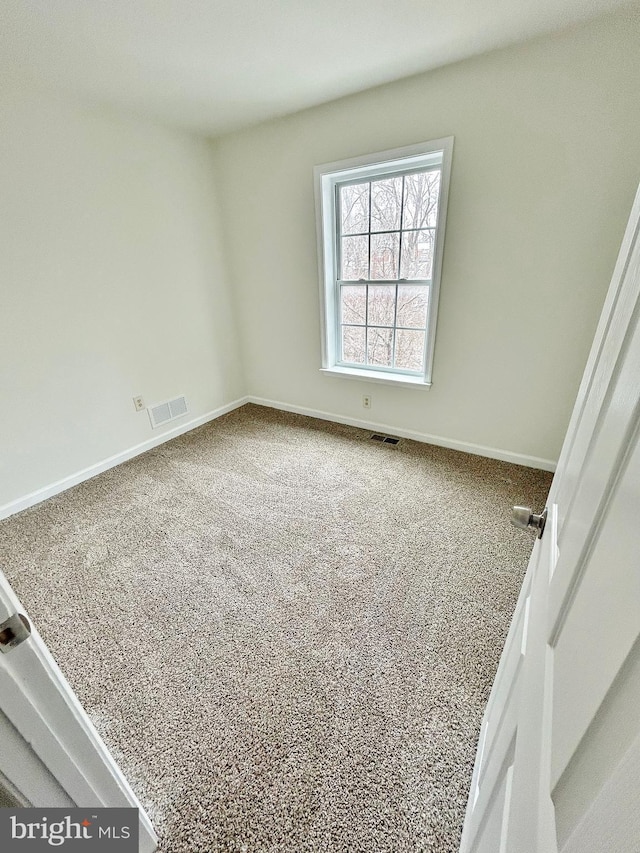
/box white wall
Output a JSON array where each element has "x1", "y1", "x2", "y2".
[
  {"x1": 212, "y1": 7, "x2": 640, "y2": 466},
  {"x1": 0, "y1": 82, "x2": 244, "y2": 511},
  {"x1": 2, "y1": 8, "x2": 639, "y2": 514}
]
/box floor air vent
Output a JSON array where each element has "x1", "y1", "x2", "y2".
[
  {"x1": 371, "y1": 434, "x2": 400, "y2": 445},
  {"x1": 148, "y1": 395, "x2": 189, "y2": 429}
]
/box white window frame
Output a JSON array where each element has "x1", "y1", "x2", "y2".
[{"x1": 314, "y1": 137, "x2": 453, "y2": 388}]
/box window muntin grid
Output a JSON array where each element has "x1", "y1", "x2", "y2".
[{"x1": 336, "y1": 166, "x2": 441, "y2": 374}]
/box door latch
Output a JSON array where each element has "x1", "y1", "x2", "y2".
[
  {"x1": 0, "y1": 613, "x2": 31, "y2": 653},
  {"x1": 511, "y1": 506, "x2": 547, "y2": 538}
]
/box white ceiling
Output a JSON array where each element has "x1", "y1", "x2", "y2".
[{"x1": 0, "y1": 0, "x2": 632, "y2": 136}]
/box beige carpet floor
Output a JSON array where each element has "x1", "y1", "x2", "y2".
[{"x1": 0, "y1": 404, "x2": 551, "y2": 852}]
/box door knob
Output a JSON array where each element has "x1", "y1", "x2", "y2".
[
  {"x1": 511, "y1": 506, "x2": 547, "y2": 538},
  {"x1": 0, "y1": 612, "x2": 31, "y2": 653}
]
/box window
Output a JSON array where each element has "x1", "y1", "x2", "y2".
[{"x1": 314, "y1": 138, "x2": 453, "y2": 387}]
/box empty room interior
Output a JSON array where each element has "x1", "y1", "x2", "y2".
[{"x1": 1, "y1": 1, "x2": 640, "y2": 851}]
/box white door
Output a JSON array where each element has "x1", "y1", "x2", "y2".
[
  {"x1": 0, "y1": 567, "x2": 158, "y2": 852},
  {"x1": 460, "y1": 183, "x2": 640, "y2": 853}
]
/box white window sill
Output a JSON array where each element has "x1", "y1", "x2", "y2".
[{"x1": 320, "y1": 366, "x2": 432, "y2": 389}]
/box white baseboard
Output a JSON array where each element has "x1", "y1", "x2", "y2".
[
  {"x1": 0, "y1": 397, "x2": 249, "y2": 521},
  {"x1": 1, "y1": 393, "x2": 555, "y2": 521},
  {"x1": 247, "y1": 396, "x2": 557, "y2": 472}
]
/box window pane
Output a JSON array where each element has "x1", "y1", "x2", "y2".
[
  {"x1": 403, "y1": 170, "x2": 441, "y2": 229},
  {"x1": 368, "y1": 285, "x2": 395, "y2": 326},
  {"x1": 341, "y1": 285, "x2": 366, "y2": 325},
  {"x1": 367, "y1": 327, "x2": 394, "y2": 366},
  {"x1": 395, "y1": 329, "x2": 425, "y2": 372},
  {"x1": 370, "y1": 232, "x2": 399, "y2": 280},
  {"x1": 400, "y1": 229, "x2": 434, "y2": 279},
  {"x1": 340, "y1": 183, "x2": 369, "y2": 235},
  {"x1": 370, "y1": 176, "x2": 402, "y2": 232},
  {"x1": 341, "y1": 235, "x2": 369, "y2": 280},
  {"x1": 342, "y1": 325, "x2": 366, "y2": 364},
  {"x1": 397, "y1": 285, "x2": 428, "y2": 329}
]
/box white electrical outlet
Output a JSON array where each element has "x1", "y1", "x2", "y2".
[
  {"x1": 133, "y1": 395, "x2": 145, "y2": 412},
  {"x1": 362, "y1": 395, "x2": 372, "y2": 409}
]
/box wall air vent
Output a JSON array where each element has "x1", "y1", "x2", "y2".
[
  {"x1": 370, "y1": 434, "x2": 400, "y2": 445},
  {"x1": 148, "y1": 395, "x2": 189, "y2": 429}
]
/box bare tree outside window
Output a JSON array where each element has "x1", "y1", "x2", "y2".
[{"x1": 338, "y1": 167, "x2": 441, "y2": 372}]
